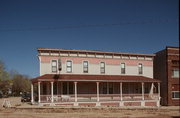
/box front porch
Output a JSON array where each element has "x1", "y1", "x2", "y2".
[{"x1": 31, "y1": 74, "x2": 161, "y2": 107}]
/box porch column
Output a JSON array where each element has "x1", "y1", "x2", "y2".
[
  {"x1": 74, "y1": 82, "x2": 77, "y2": 102},
  {"x1": 107, "y1": 82, "x2": 109, "y2": 94},
  {"x1": 51, "y1": 81, "x2": 54, "y2": 103},
  {"x1": 141, "y1": 82, "x2": 144, "y2": 100},
  {"x1": 31, "y1": 83, "x2": 34, "y2": 103},
  {"x1": 158, "y1": 83, "x2": 160, "y2": 100},
  {"x1": 96, "y1": 82, "x2": 100, "y2": 102},
  {"x1": 38, "y1": 82, "x2": 41, "y2": 103},
  {"x1": 120, "y1": 82, "x2": 123, "y2": 101}
]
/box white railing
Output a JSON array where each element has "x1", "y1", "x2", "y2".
[{"x1": 40, "y1": 93, "x2": 159, "y2": 103}]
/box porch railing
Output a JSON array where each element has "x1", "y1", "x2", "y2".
[{"x1": 40, "y1": 93, "x2": 159, "y2": 103}]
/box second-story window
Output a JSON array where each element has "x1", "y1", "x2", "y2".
[
  {"x1": 83, "y1": 61, "x2": 88, "y2": 73},
  {"x1": 100, "y1": 62, "x2": 105, "y2": 74},
  {"x1": 138, "y1": 63, "x2": 143, "y2": 74},
  {"x1": 121, "y1": 63, "x2": 125, "y2": 74},
  {"x1": 52, "y1": 60, "x2": 57, "y2": 72},
  {"x1": 172, "y1": 69, "x2": 179, "y2": 78},
  {"x1": 66, "y1": 60, "x2": 72, "y2": 73}
]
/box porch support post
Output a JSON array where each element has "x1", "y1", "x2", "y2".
[
  {"x1": 120, "y1": 82, "x2": 123, "y2": 101},
  {"x1": 157, "y1": 82, "x2": 161, "y2": 107},
  {"x1": 141, "y1": 82, "x2": 144, "y2": 100},
  {"x1": 74, "y1": 82, "x2": 77, "y2": 102},
  {"x1": 107, "y1": 82, "x2": 109, "y2": 94},
  {"x1": 31, "y1": 83, "x2": 34, "y2": 103},
  {"x1": 51, "y1": 81, "x2": 54, "y2": 103},
  {"x1": 141, "y1": 82, "x2": 145, "y2": 107},
  {"x1": 38, "y1": 82, "x2": 41, "y2": 103},
  {"x1": 158, "y1": 83, "x2": 160, "y2": 100},
  {"x1": 74, "y1": 82, "x2": 78, "y2": 106},
  {"x1": 96, "y1": 82, "x2": 100, "y2": 102}
]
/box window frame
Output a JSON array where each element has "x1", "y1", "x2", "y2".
[
  {"x1": 121, "y1": 63, "x2": 126, "y2": 74},
  {"x1": 66, "y1": 60, "x2": 72, "y2": 73},
  {"x1": 100, "y1": 62, "x2": 105, "y2": 74},
  {"x1": 172, "y1": 91, "x2": 180, "y2": 99},
  {"x1": 51, "y1": 60, "x2": 57, "y2": 73},
  {"x1": 172, "y1": 69, "x2": 179, "y2": 78},
  {"x1": 138, "y1": 63, "x2": 143, "y2": 75},
  {"x1": 83, "y1": 61, "x2": 88, "y2": 73}
]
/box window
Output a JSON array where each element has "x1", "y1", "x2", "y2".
[
  {"x1": 138, "y1": 63, "x2": 143, "y2": 74},
  {"x1": 83, "y1": 61, "x2": 88, "y2": 73},
  {"x1": 52, "y1": 60, "x2": 57, "y2": 72},
  {"x1": 100, "y1": 62, "x2": 105, "y2": 74},
  {"x1": 172, "y1": 91, "x2": 180, "y2": 99},
  {"x1": 66, "y1": 60, "x2": 72, "y2": 73},
  {"x1": 121, "y1": 63, "x2": 125, "y2": 74},
  {"x1": 172, "y1": 69, "x2": 179, "y2": 78}
]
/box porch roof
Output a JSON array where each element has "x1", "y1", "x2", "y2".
[{"x1": 31, "y1": 74, "x2": 161, "y2": 83}]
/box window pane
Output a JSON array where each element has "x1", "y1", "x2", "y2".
[
  {"x1": 52, "y1": 61, "x2": 57, "y2": 66},
  {"x1": 172, "y1": 91, "x2": 180, "y2": 98},
  {"x1": 84, "y1": 61, "x2": 88, "y2": 66},
  {"x1": 172, "y1": 69, "x2": 179, "y2": 78},
  {"x1": 67, "y1": 67, "x2": 72, "y2": 72},
  {"x1": 121, "y1": 63, "x2": 125, "y2": 68},
  {"x1": 67, "y1": 61, "x2": 72, "y2": 66},
  {"x1": 100, "y1": 62, "x2": 105, "y2": 67}
]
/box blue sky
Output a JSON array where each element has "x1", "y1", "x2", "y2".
[{"x1": 0, "y1": 0, "x2": 179, "y2": 78}]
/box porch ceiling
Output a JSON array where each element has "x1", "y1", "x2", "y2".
[{"x1": 31, "y1": 74, "x2": 161, "y2": 83}]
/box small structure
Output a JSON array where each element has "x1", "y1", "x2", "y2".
[{"x1": 31, "y1": 48, "x2": 161, "y2": 107}]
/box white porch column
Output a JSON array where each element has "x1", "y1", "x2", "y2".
[
  {"x1": 38, "y1": 82, "x2": 41, "y2": 103},
  {"x1": 31, "y1": 83, "x2": 34, "y2": 103},
  {"x1": 107, "y1": 82, "x2": 109, "y2": 94},
  {"x1": 120, "y1": 82, "x2": 123, "y2": 101},
  {"x1": 74, "y1": 82, "x2": 77, "y2": 102},
  {"x1": 96, "y1": 82, "x2": 100, "y2": 102},
  {"x1": 158, "y1": 83, "x2": 160, "y2": 100},
  {"x1": 141, "y1": 82, "x2": 144, "y2": 100},
  {"x1": 51, "y1": 81, "x2": 54, "y2": 103}
]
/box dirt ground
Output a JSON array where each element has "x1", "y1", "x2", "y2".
[{"x1": 0, "y1": 97, "x2": 179, "y2": 118}]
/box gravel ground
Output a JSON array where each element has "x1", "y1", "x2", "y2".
[{"x1": 0, "y1": 97, "x2": 179, "y2": 118}]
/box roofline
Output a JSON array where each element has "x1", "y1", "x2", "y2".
[{"x1": 37, "y1": 48, "x2": 155, "y2": 57}]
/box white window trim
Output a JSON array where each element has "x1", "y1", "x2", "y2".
[
  {"x1": 66, "y1": 60, "x2": 73, "y2": 73},
  {"x1": 100, "y1": 62, "x2": 106, "y2": 74},
  {"x1": 82, "y1": 60, "x2": 89, "y2": 73},
  {"x1": 138, "y1": 63, "x2": 143, "y2": 75},
  {"x1": 172, "y1": 69, "x2": 179, "y2": 78},
  {"x1": 120, "y1": 62, "x2": 126, "y2": 74},
  {"x1": 172, "y1": 91, "x2": 180, "y2": 99},
  {"x1": 51, "y1": 59, "x2": 58, "y2": 73}
]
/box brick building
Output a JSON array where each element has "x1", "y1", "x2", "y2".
[
  {"x1": 154, "y1": 46, "x2": 179, "y2": 106},
  {"x1": 31, "y1": 48, "x2": 161, "y2": 107}
]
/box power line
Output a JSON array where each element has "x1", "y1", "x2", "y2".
[{"x1": 0, "y1": 18, "x2": 178, "y2": 32}]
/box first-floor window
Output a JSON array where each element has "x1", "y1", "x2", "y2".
[
  {"x1": 172, "y1": 91, "x2": 180, "y2": 99},
  {"x1": 52, "y1": 60, "x2": 57, "y2": 72},
  {"x1": 66, "y1": 60, "x2": 72, "y2": 73}
]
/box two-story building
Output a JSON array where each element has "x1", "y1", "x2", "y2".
[{"x1": 31, "y1": 48, "x2": 161, "y2": 107}]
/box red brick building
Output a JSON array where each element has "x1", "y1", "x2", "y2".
[{"x1": 154, "y1": 46, "x2": 179, "y2": 106}]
